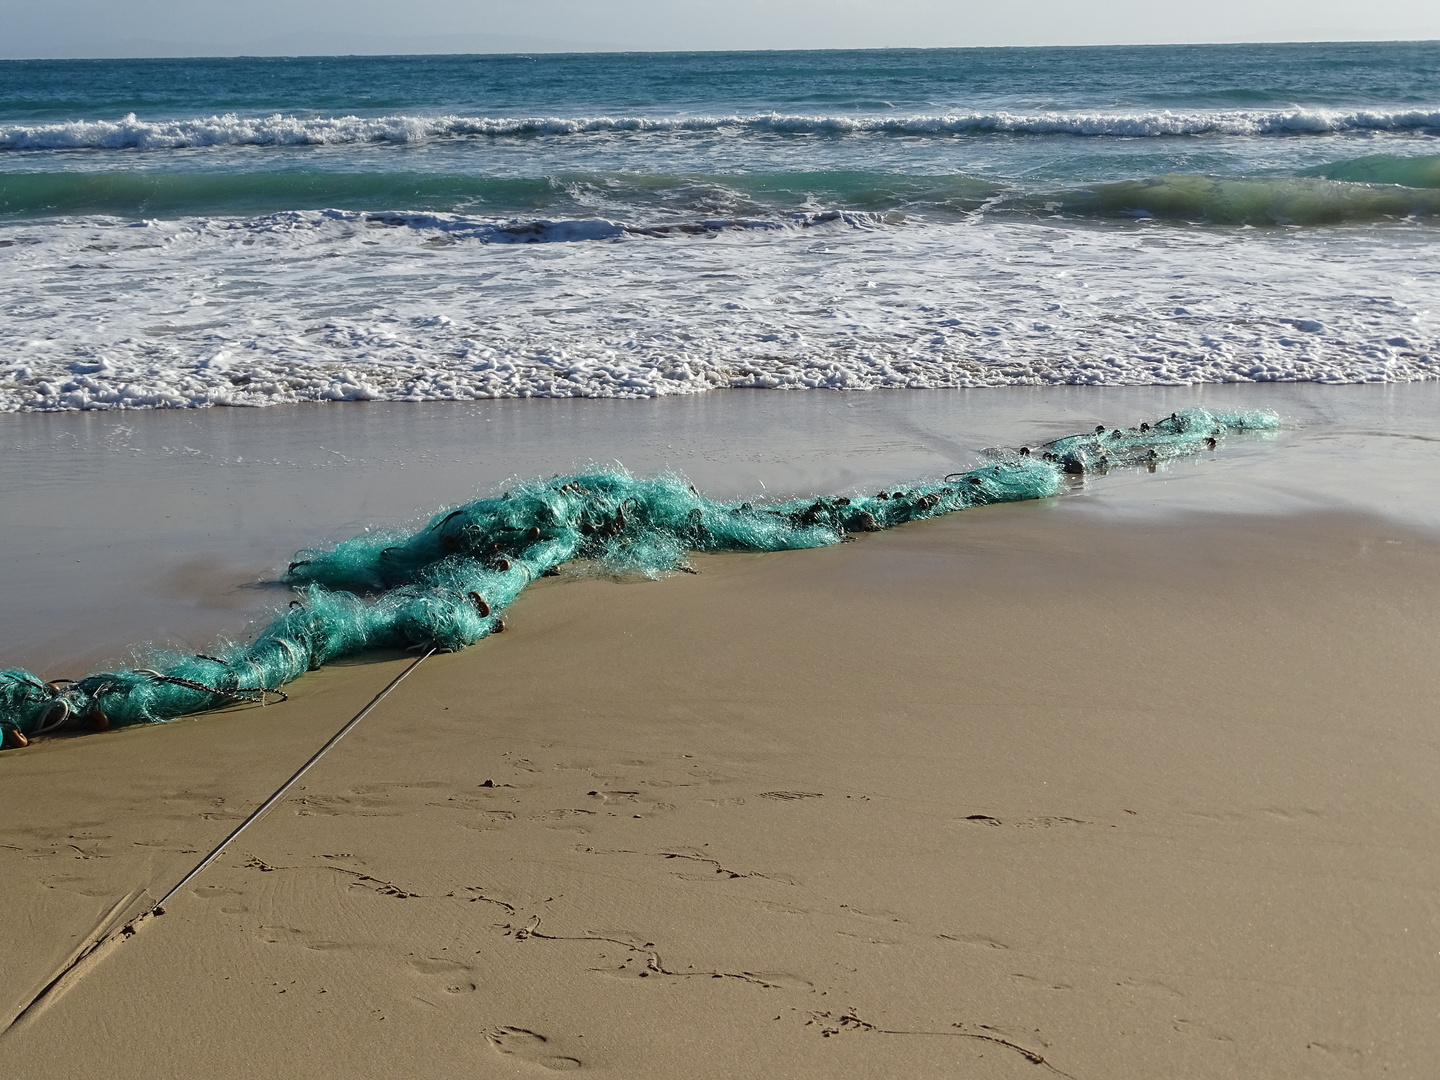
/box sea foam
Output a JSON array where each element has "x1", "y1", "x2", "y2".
[{"x1": 0, "y1": 210, "x2": 1435, "y2": 411}]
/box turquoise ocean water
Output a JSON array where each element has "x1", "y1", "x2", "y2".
[{"x1": 0, "y1": 43, "x2": 1438, "y2": 408}]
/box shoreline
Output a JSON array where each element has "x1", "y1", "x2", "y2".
[
  {"x1": 3, "y1": 502, "x2": 1439, "y2": 1076},
  {"x1": 6, "y1": 380, "x2": 1440, "y2": 676}
]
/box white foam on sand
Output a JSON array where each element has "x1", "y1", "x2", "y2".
[{"x1": 0, "y1": 210, "x2": 1436, "y2": 411}]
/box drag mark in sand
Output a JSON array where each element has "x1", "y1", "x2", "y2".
[
  {"x1": 807, "y1": 1010, "x2": 1075, "y2": 1078},
  {"x1": 572, "y1": 842, "x2": 796, "y2": 884},
  {"x1": 937, "y1": 932, "x2": 1011, "y2": 950},
  {"x1": 323, "y1": 865, "x2": 422, "y2": 900},
  {"x1": 1, "y1": 887, "x2": 154, "y2": 1036},
  {"x1": 963, "y1": 814, "x2": 1092, "y2": 829},
  {"x1": 660, "y1": 850, "x2": 790, "y2": 882},
  {"x1": 509, "y1": 915, "x2": 810, "y2": 989},
  {"x1": 759, "y1": 791, "x2": 825, "y2": 801},
  {"x1": 241, "y1": 853, "x2": 423, "y2": 899},
  {"x1": 443, "y1": 885, "x2": 517, "y2": 915}
]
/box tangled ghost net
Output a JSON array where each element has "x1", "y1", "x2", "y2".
[{"x1": 0, "y1": 408, "x2": 1277, "y2": 748}]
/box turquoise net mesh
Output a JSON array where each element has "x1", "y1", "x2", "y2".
[{"x1": 0, "y1": 407, "x2": 1277, "y2": 746}]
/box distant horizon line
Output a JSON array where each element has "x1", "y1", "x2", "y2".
[{"x1": 4, "y1": 37, "x2": 1439, "y2": 64}]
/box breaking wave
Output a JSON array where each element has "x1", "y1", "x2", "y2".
[
  {"x1": 7, "y1": 167, "x2": 1440, "y2": 228},
  {"x1": 1034, "y1": 173, "x2": 1440, "y2": 226},
  {"x1": 4, "y1": 107, "x2": 1440, "y2": 151},
  {"x1": 0, "y1": 169, "x2": 998, "y2": 221}
]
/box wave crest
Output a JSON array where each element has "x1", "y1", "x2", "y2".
[
  {"x1": 4, "y1": 107, "x2": 1440, "y2": 150},
  {"x1": 1040, "y1": 174, "x2": 1440, "y2": 226},
  {"x1": 1301, "y1": 153, "x2": 1440, "y2": 188},
  {"x1": 305, "y1": 208, "x2": 882, "y2": 241}
]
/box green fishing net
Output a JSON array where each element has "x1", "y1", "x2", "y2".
[{"x1": 0, "y1": 407, "x2": 1277, "y2": 746}]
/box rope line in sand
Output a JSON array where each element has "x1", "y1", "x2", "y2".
[
  {"x1": 1, "y1": 648, "x2": 433, "y2": 1033},
  {"x1": 150, "y1": 646, "x2": 434, "y2": 916}
]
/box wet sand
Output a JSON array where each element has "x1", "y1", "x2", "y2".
[
  {"x1": 7, "y1": 380, "x2": 1440, "y2": 676},
  {"x1": 3, "y1": 500, "x2": 1438, "y2": 1078}
]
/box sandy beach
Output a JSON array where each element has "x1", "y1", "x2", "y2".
[
  {"x1": 7, "y1": 34, "x2": 1440, "y2": 1080},
  {"x1": 3, "y1": 492, "x2": 1438, "y2": 1078}
]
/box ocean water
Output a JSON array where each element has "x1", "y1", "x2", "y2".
[{"x1": 1, "y1": 43, "x2": 1438, "y2": 410}]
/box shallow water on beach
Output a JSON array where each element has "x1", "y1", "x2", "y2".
[{"x1": 3, "y1": 382, "x2": 1440, "y2": 676}]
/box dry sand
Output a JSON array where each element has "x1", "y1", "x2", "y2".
[{"x1": 2, "y1": 500, "x2": 1439, "y2": 1078}]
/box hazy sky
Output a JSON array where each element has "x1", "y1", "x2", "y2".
[{"x1": 3, "y1": 0, "x2": 1439, "y2": 59}]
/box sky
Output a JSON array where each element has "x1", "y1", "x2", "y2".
[{"x1": 2, "y1": 0, "x2": 1439, "y2": 59}]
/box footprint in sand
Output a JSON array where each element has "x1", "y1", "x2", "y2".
[
  {"x1": 486, "y1": 1027, "x2": 582, "y2": 1070},
  {"x1": 291, "y1": 792, "x2": 403, "y2": 818},
  {"x1": 189, "y1": 882, "x2": 249, "y2": 913},
  {"x1": 408, "y1": 956, "x2": 478, "y2": 994},
  {"x1": 39, "y1": 873, "x2": 114, "y2": 898},
  {"x1": 350, "y1": 781, "x2": 446, "y2": 795}
]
